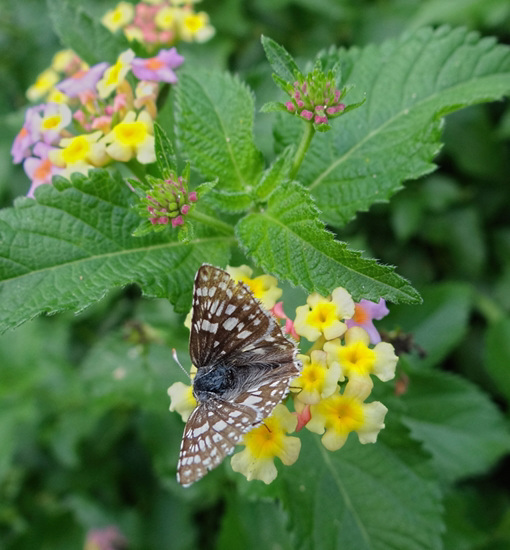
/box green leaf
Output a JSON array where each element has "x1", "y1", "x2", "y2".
[
  {"x1": 47, "y1": 0, "x2": 134, "y2": 65},
  {"x1": 154, "y1": 122, "x2": 178, "y2": 180},
  {"x1": 261, "y1": 35, "x2": 302, "y2": 82},
  {"x1": 217, "y1": 493, "x2": 292, "y2": 550},
  {"x1": 205, "y1": 189, "x2": 253, "y2": 213},
  {"x1": 175, "y1": 69, "x2": 264, "y2": 191},
  {"x1": 254, "y1": 146, "x2": 294, "y2": 201},
  {"x1": 485, "y1": 316, "x2": 510, "y2": 402},
  {"x1": 275, "y1": 26, "x2": 510, "y2": 227},
  {"x1": 263, "y1": 422, "x2": 443, "y2": 550},
  {"x1": 397, "y1": 367, "x2": 510, "y2": 482},
  {"x1": 0, "y1": 170, "x2": 233, "y2": 333},
  {"x1": 386, "y1": 282, "x2": 473, "y2": 369},
  {"x1": 236, "y1": 181, "x2": 420, "y2": 304}
]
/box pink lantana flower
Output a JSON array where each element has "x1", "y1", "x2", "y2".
[
  {"x1": 131, "y1": 48, "x2": 185, "y2": 83},
  {"x1": 346, "y1": 298, "x2": 389, "y2": 344}
]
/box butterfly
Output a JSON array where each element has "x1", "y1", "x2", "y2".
[{"x1": 177, "y1": 264, "x2": 301, "y2": 486}]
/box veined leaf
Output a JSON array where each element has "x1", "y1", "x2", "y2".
[
  {"x1": 175, "y1": 69, "x2": 264, "y2": 191},
  {"x1": 261, "y1": 35, "x2": 301, "y2": 83},
  {"x1": 0, "y1": 170, "x2": 233, "y2": 333},
  {"x1": 263, "y1": 422, "x2": 443, "y2": 550},
  {"x1": 47, "y1": 0, "x2": 136, "y2": 65},
  {"x1": 236, "y1": 181, "x2": 420, "y2": 304},
  {"x1": 275, "y1": 26, "x2": 510, "y2": 227},
  {"x1": 154, "y1": 122, "x2": 178, "y2": 180}
]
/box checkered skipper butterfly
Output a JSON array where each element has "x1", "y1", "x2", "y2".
[{"x1": 177, "y1": 264, "x2": 301, "y2": 486}]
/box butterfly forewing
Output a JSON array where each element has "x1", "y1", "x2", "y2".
[{"x1": 177, "y1": 264, "x2": 301, "y2": 486}]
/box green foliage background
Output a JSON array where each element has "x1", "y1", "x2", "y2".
[{"x1": 0, "y1": 0, "x2": 510, "y2": 548}]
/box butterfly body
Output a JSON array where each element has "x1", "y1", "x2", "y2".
[{"x1": 177, "y1": 264, "x2": 301, "y2": 487}]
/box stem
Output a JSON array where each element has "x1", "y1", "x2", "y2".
[
  {"x1": 290, "y1": 121, "x2": 315, "y2": 179},
  {"x1": 188, "y1": 209, "x2": 235, "y2": 235}
]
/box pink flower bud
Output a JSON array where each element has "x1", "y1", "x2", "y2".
[
  {"x1": 181, "y1": 204, "x2": 190, "y2": 215},
  {"x1": 300, "y1": 110, "x2": 314, "y2": 121},
  {"x1": 285, "y1": 101, "x2": 296, "y2": 112},
  {"x1": 314, "y1": 115, "x2": 329, "y2": 125},
  {"x1": 171, "y1": 215, "x2": 184, "y2": 227},
  {"x1": 188, "y1": 191, "x2": 197, "y2": 202}
]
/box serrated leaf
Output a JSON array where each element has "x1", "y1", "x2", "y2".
[
  {"x1": 47, "y1": 0, "x2": 135, "y2": 65},
  {"x1": 275, "y1": 26, "x2": 510, "y2": 227},
  {"x1": 175, "y1": 69, "x2": 264, "y2": 191},
  {"x1": 261, "y1": 35, "x2": 302, "y2": 82},
  {"x1": 397, "y1": 367, "x2": 510, "y2": 482},
  {"x1": 236, "y1": 181, "x2": 420, "y2": 304},
  {"x1": 262, "y1": 422, "x2": 442, "y2": 550},
  {"x1": 154, "y1": 122, "x2": 177, "y2": 179},
  {"x1": 0, "y1": 170, "x2": 233, "y2": 333}
]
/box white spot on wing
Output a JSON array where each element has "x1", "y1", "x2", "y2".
[{"x1": 223, "y1": 317, "x2": 238, "y2": 331}]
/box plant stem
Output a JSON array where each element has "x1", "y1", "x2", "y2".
[
  {"x1": 290, "y1": 121, "x2": 315, "y2": 179},
  {"x1": 188, "y1": 209, "x2": 235, "y2": 235}
]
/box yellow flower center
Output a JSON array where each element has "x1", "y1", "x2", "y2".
[
  {"x1": 113, "y1": 121, "x2": 147, "y2": 146},
  {"x1": 42, "y1": 114, "x2": 61, "y2": 131},
  {"x1": 339, "y1": 341, "x2": 375, "y2": 375},
  {"x1": 243, "y1": 418, "x2": 284, "y2": 460},
  {"x1": 306, "y1": 301, "x2": 337, "y2": 330},
  {"x1": 62, "y1": 136, "x2": 90, "y2": 165},
  {"x1": 300, "y1": 362, "x2": 325, "y2": 389},
  {"x1": 105, "y1": 61, "x2": 123, "y2": 87},
  {"x1": 184, "y1": 14, "x2": 205, "y2": 32},
  {"x1": 321, "y1": 395, "x2": 364, "y2": 435}
]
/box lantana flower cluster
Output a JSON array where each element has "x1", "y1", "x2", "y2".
[
  {"x1": 11, "y1": 47, "x2": 184, "y2": 197},
  {"x1": 102, "y1": 0, "x2": 215, "y2": 48},
  {"x1": 168, "y1": 266, "x2": 398, "y2": 485}
]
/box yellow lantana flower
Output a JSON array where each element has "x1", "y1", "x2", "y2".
[
  {"x1": 179, "y1": 11, "x2": 215, "y2": 42},
  {"x1": 102, "y1": 2, "x2": 135, "y2": 33},
  {"x1": 231, "y1": 404, "x2": 301, "y2": 484},
  {"x1": 306, "y1": 380, "x2": 388, "y2": 451},
  {"x1": 226, "y1": 265, "x2": 282, "y2": 310},
  {"x1": 97, "y1": 49, "x2": 134, "y2": 99},
  {"x1": 294, "y1": 288, "x2": 355, "y2": 342},
  {"x1": 291, "y1": 350, "x2": 342, "y2": 405},
  {"x1": 26, "y1": 68, "x2": 59, "y2": 102},
  {"x1": 49, "y1": 132, "x2": 109, "y2": 174},
  {"x1": 324, "y1": 326, "x2": 398, "y2": 383},
  {"x1": 102, "y1": 110, "x2": 156, "y2": 164},
  {"x1": 168, "y1": 382, "x2": 197, "y2": 422}
]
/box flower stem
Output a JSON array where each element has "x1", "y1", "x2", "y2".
[
  {"x1": 188, "y1": 209, "x2": 235, "y2": 235},
  {"x1": 290, "y1": 121, "x2": 315, "y2": 179}
]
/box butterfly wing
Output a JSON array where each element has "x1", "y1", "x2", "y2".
[
  {"x1": 189, "y1": 264, "x2": 297, "y2": 369},
  {"x1": 177, "y1": 398, "x2": 261, "y2": 486}
]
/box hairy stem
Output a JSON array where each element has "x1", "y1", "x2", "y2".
[{"x1": 290, "y1": 121, "x2": 315, "y2": 179}]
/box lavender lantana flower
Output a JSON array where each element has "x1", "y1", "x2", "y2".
[
  {"x1": 131, "y1": 48, "x2": 184, "y2": 83},
  {"x1": 345, "y1": 298, "x2": 390, "y2": 344},
  {"x1": 29, "y1": 102, "x2": 73, "y2": 145},
  {"x1": 57, "y1": 61, "x2": 109, "y2": 98},
  {"x1": 10, "y1": 105, "x2": 44, "y2": 163}
]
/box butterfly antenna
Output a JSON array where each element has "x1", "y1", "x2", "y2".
[{"x1": 172, "y1": 348, "x2": 191, "y2": 380}]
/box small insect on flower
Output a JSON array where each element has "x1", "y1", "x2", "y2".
[{"x1": 175, "y1": 264, "x2": 302, "y2": 487}]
